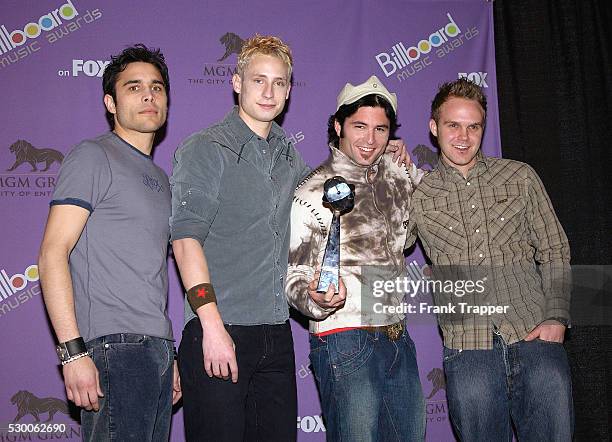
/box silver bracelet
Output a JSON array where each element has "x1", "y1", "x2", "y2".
[{"x1": 60, "y1": 351, "x2": 90, "y2": 366}]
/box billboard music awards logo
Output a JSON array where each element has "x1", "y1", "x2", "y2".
[
  {"x1": 188, "y1": 32, "x2": 306, "y2": 88},
  {"x1": 0, "y1": 390, "x2": 80, "y2": 440},
  {"x1": 0, "y1": 264, "x2": 41, "y2": 317},
  {"x1": 1, "y1": 140, "x2": 63, "y2": 198},
  {"x1": 374, "y1": 12, "x2": 479, "y2": 83},
  {"x1": 0, "y1": 1, "x2": 103, "y2": 71}
]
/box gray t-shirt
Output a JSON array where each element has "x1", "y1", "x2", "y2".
[{"x1": 51, "y1": 132, "x2": 173, "y2": 342}]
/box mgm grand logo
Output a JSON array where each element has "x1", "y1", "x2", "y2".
[
  {"x1": 0, "y1": 390, "x2": 81, "y2": 440},
  {"x1": 425, "y1": 368, "x2": 449, "y2": 424},
  {"x1": 6, "y1": 140, "x2": 63, "y2": 172},
  {"x1": 1, "y1": 140, "x2": 62, "y2": 198},
  {"x1": 217, "y1": 32, "x2": 244, "y2": 62},
  {"x1": 188, "y1": 32, "x2": 305, "y2": 88},
  {"x1": 188, "y1": 32, "x2": 242, "y2": 87},
  {"x1": 411, "y1": 144, "x2": 438, "y2": 170},
  {"x1": 10, "y1": 391, "x2": 69, "y2": 423},
  {"x1": 426, "y1": 367, "x2": 446, "y2": 399}
]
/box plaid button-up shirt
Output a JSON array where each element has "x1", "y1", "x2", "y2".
[{"x1": 406, "y1": 152, "x2": 571, "y2": 350}]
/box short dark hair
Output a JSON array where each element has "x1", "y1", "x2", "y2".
[
  {"x1": 102, "y1": 44, "x2": 170, "y2": 125},
  {"x1": 327, "y1": 94, "x2": 399, "y2": 148},
  {"x1": 430, "y1": 78, "x2": 487, "y2": 123}
]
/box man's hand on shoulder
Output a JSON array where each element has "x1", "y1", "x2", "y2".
[
  {"x1": 385, "y1": 139, "x2": 412, "y2": 167},
  {"x1": 307, "y1": 273, "x2": 347, "y2": 311},
  {"x1": 62, "y1": 356, "x2": 104, "y2": 411},
  {"x1": 201, "y1": 318, "x2": 238, "y2": 383}
]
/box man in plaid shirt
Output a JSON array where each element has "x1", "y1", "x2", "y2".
[{"x1": 406, "y1": 78, "x2": 573, "y2": 441}]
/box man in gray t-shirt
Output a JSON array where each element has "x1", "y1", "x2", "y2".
[
  {"x1": 39, "y1": 45, "x2": 181, "y2": 441},
  {"x1": 51, "y1": 132, "x2": 173, "y2": 342}
]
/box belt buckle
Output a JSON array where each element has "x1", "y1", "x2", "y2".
[{"x1": 386, "y1": 322, "x2": 403, "y2": 341}]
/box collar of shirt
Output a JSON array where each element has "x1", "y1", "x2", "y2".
[
  {"x1": 437, "y1": 149, "x2": 490, "y2": 183},
  {"x1": 226, "y1": 106, "x2": 286, "y2": 147}
]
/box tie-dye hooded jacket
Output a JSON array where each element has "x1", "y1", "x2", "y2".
[{"x1": 287, "y1": 147, "x2": 424, "y2": 334}]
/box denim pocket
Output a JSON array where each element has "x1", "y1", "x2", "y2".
[
  {"x1": 442, "y1": 346, "x2": 463, "y2": 363},
  {"x1": 328, "y1": 330, "x2": 375, "y2": 379},
  {"x1": 110, "y1": 335, "x2": 147, "y2": 346},
  {"x1": 105, "y1": 335, "x2": 149, "y2": 359},
  {"x1": 535, "y1": 338, "x2": 563, "y2": 345},
  {"x1": 333, "y1": 329, "x2": 366, "y2": 357}
]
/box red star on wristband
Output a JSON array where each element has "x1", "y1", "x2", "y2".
[{"x1": 197, "y1": 288, "x2": 207, "y2": 298}]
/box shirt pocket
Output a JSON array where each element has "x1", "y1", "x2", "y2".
[
  {"x1": 487, "y1": 193, "x2": 526, "y2": 245},
  {"x1": 422, "y1": 210, "x2": 468, "y2": 255}
]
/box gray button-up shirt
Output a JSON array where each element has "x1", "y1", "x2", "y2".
[{"x1": 170, "y1": 107, "x2": 311, "y2": 325}]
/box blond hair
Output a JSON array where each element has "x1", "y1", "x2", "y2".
[{"x1": 236, "y1": 34, "x2": 293, "y2": 78}]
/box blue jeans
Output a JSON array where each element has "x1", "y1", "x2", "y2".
[
  {"x1": 309, "y1": 328, "x2": 425, "y2": 442},
  {"x1": 81, "y1": 334, "x2": 174, "y2": 442},
  {"x1": 443, "y1": 332, "x2": 573, "y2": 442}
]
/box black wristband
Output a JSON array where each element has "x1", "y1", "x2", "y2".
[{"x1": 56, "y1": 337, "x2": 87, "y2": 363}]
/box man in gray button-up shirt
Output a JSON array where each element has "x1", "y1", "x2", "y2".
[
  {"x1": 172, "y1": 107, "x2": 309, "y2": 327},
  {"x1": 170, "y1": 35, "x2": 310, "y2": 441}
]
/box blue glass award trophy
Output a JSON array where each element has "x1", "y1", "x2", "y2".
[{"x1": 316, "y1": 176, "x2": 355, "y2": 293}]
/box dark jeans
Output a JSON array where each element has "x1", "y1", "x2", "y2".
[
  {"x1": 443, "y1": 331, "x2": 574, "y2": 442},
  {"x1": 309, "y1": 328, "x2": 425, "y2": 442},
  {"x1": 81, "y1": 334, "x2": 174, "y2": 442},
  {"x1": 179, "y1": 318, "x2": 297, "y2": 441}
]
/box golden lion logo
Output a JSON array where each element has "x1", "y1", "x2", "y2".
[
  {"x1": 426, "y1": 367, "x2": 446, "y2": 399},
  {"x1": 218, "y1": 32, "x2": 244, "y2": 62},
  {"x1": 10, "y1": 390, "x2": 69, "y2": 423},
  {"x1": 412, "y1": 144, "x2": 438, "y2": 170},
  {"x1": 7, "y1": 140, "x2": 64, "y2": 172}
]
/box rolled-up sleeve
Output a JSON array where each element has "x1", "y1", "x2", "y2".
[{"x1": 170, "y1": 134, "x2": 224, "y2": 245}]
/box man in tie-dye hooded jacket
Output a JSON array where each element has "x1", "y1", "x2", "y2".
[{"x1": 287, "y1": 75, "x2": 426, "y2": 442}]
